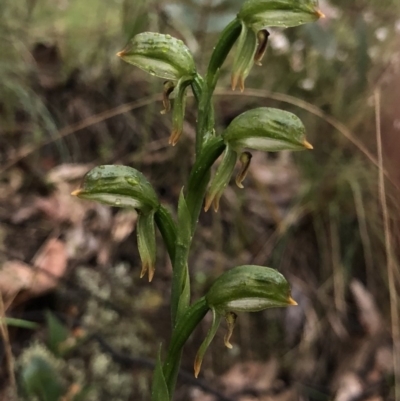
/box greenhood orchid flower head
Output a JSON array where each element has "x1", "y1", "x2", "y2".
[
  {"x1": 205, "y1": 107, "x2": 313, "y2": 212},
  {"x1": 117, "y1": 32, "x2": 197, "y2": 145},
  {"x1": 72, "y1": 165, "x2": 159, "y2": 281},
  {"x1": 194, "y1": 265, "x2": 297, "y2": 377},
  {"x1": 232, "y1": 0, "x2": 325, "y2": 91}
]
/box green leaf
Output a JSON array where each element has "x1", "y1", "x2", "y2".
[
  {"x1": 176, "y1": 267, "x2": 191, "y2": 323},
  {"x1": 163, "y1": 297, "x2": 209, "y2": 395},
  {"x1": 22, "y1": 354, "x2": 65, "y2": 401},
  {"x1": 177, "y1": 190, "x2": 191, "y2": 245},
  {"x1": 205, "y1": 265, "x2": 297, "y2": 314},
  {"x1": 223, "y1": 107, "x2": 313, "y2": 152},
  {"x1": 72, "y1": 165, "x2": 159, "y2": 214},
  {"x1": 239, "y1": 0, "x2": 324, "y2": 31},
  {"x1": 171, "y1": 191, "x2": 192, "y2": 322},
  {"x1": 118, "y1": 32, "x2": 196, "y2": 81},
  {"x1": 151, "y1": 346, "x2": 170, "y2": 401},
  {"x1": 45, "y1": 311, "x2": 69, "y2": 357},
  {"x1": 0, "y1": 317, "x2": 39, "y2": 330}
]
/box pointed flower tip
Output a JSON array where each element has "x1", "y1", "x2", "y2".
[
  {"x1": 194, "y1": 360, "x2": 201, "y2": 379},
  {"x1": 303, "y1": 140, "x2": 314, "y2": 150},
  {"x1": 316, "y1": 10, "x2": 326, "y2": 19},
  {"x1": 204, "y1": 196, "x2": 212, "y2": 212},
  {"x1": 231, "y1": 74, "x2": 238, "y2": 91},
  {"x1": 194, "y1": 356, "x2": 202, "y2": 378},
  {"x1": 169, "y1": 130, "x2": 181, "y2": 146},
  {"x1": 148, "y1": 268, "x2": 155, "y2": 282},
  {"x1": 140, "y1": 265, "x2": 147, "y2": 279},
  {"x1": 239, "y1": 77, "x2": 245, "y2": 92},
  {"x1": 71, "y1": 188, "x2": 81, "y2": 197},
  {"x1": 288, "y1": 296, "x2": 298, "y2": 306}
]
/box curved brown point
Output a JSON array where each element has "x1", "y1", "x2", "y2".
[
  {"x1": 288, "y1": 297, "x2": 298, "y2": 306},
  {"x1": 316, "y1": 10, "x2": 326, "y2": 19}
]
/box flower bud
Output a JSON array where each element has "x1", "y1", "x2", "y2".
[
  {"x1": 194, "y1": 265, "x2": 296, "y2": 377},
  {"x1": 238, "y1": 0, "x2": 324, "y2": 31},
  {"x1": 223, "y1": 107, "x2": 313, "y2": 152},
  {"x1": 117, "y1": 32, "x2": 196, "y2": 81},
  {"x1": 72, "y1": 165, "x2": 160, "y2": 214}
]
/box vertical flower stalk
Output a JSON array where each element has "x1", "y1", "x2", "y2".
[{"x1": 72, "y1": 3, "x2": 322, "y2": 400}]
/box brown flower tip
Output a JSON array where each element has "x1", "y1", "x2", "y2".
[
  {"x1": 169, "y1": 129, "x2": 182, "y2": 146},
  {"x1": 303, "y1": 140, "x2": 314, "y2": 150},
  {"x1": 71, "y1": 189, "x2": 81, "y2": 196}
]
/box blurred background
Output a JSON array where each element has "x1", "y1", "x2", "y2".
[{"x1": 1, "y1": 0, "x2": 400, "y2": 400}]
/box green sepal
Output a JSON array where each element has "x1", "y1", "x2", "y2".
[
  {"x1": 151, "y1": 346, "x2": 170, "y2": 401},
  {"x1": 205, "y1": 145, "x2": 237, "y2": 213},
  {"x1": 72, "y1": 165, "x2": 159, "y2": 214},
  {"x1": 118, "y1": 32, "x2": 196, "y2": 81},
  {"x1": 231, "y1": 22, "x2": 257, "y2": 91},
  {"x1": 223, "y1": 107, "x2": 313, "y2": 152},
  {"x1": 194, "y1": 309, "x2": 221, "y2": 378},
  {"x1": 137, "y1": 211, "x2": 157, "y2": 282},
  {"x1": 238, "y1": 0, "x2": 324, "y2": 31},
  {"x1": 205, "y1": 265, "x2": 297, "y2": 314},
  {"x1": 169, "y1": 79, "x2": 191, "y2": 146}
]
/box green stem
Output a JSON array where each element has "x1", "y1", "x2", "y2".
[
  {"x1": 163, "y1": 297, "x2": 209, "y2": 397},
  {"x1": 206, "y1": 18, "x2": 242, "y2": 89},
  {"x1": 155, "y1": 205, "x2": 177, "y2": 264},
  {"x1": 191, "y1": 73, "x2": 204, "y2": 104},
  {"x1": 186, "y1": 136, "x2": 226, "y2": 234},
  {"x1": 196, "y1": 18, "x2": 242, "y2": 154},
  {"x1": 161, "y1": 18, "x2": 241, "y2": 401}
]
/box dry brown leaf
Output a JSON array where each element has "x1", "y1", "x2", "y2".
[
  {"x1": 0, "y1": 239, "x2": 67, "y2": 307},
  {"x1": 111, "y1": 210, "x2": 137, "y2": 243},
  {"x1": 30, "y1": 238, "x2": 67, "y2": 296},
  {"x1": 0, "y1": 260, "x2": 35, "y2": 300}
]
